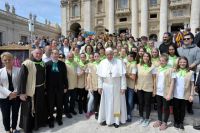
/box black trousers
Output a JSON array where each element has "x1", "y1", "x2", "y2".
[
  {"x1": 77, "y1": 88, "x2": 88, "y2": 112},
  {"x1": 173, "y1": 98, "x2": 186, "y2": 124},
  {"x1": 137, "y1": 90, "x2": 152, "y2": 119},
  {"x1": 64, "y1": 89, "x2": 76, "y2": 114},
  {"x1": 47, "y1": 90, "x2": 63, "y2": 121},
  {"x1": 0, "y1": 97, "x2": 20, "y2": 131},
  {"x1": 93, "y1": 90, "x2": 101, "y2": 113},
  {"x1": 156, "y1": 95, "x2": 170, "y2": 123}
]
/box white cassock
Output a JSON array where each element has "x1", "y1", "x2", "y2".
[{"x1": 97, "y1": 58, "x2": 127, "y2": 125}]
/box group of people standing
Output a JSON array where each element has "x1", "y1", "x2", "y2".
[{"x1": 0, "y1": 31, "x2": 200, "y2": 133}]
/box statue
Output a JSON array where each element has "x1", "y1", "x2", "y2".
[
  {"x1": 5, "y1": 3, "x2": 10, "y2": 12},
  {"x1": 29, "y1": 13, "x2": 32, "y2": 20},
  {"x1": 33, "y1": 15, "x2": 37, "y2": 22},
  {"x1": 45, "y1": 19, "x2": 48, "y2": 24},
  {"x1": 11, "y1": 6, "x2": 15, "y2": 14}
]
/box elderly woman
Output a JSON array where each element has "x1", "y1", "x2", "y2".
[{"x1": 0, "y1": 52, "x2": 21, "y2": 133}]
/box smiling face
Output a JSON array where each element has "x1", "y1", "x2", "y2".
[
  {"x1": 178, "y1": 58, "x2": 187, "y2": 69},
  {"x1": 138, "y1": 48, "x2": 145, "y2": 57},
  {"x1": 1, "y1": 54, "x2": 13, "y2": 68},
  {"x1": 143, "y1": 53, "x2": 150, "y2": 64},
  {"x1": 94, "y1": 53, "x2": 100, "y2": 62},
  {"x1": 168, "y1": 45, "x2": 175, "y2": 55},
  {"x1": 183, "y1": 35, "x2": 193, "y2": 46},
  {"x1": 51, "y1": 49, "x2": 60, "y2": 61},
  {"x1": 32, "y1": 49, "x2": 43, "y2": 60},
  {"x1": 127, "y1": 55, "x2": 133, "y2": 62},
  {"x1": 106, "y1": 49, "x2": 114, "y2": 61},
  {"x1": 151, "y1": 48, "x2": 159, "y2": 58},
  {"x1": 159, "y1": 57, "x2": 167, "y2": 67}
]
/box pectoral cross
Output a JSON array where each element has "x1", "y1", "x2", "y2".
[{"x1": 109, "y1": 71, "x2": 112, "y2": 77}]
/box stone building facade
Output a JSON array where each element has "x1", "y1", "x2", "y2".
[
  {"x1": 0, "y1": 4, "x2": 61, "y2": 44},
  {"x1": 61, "y1": 0, "x2": 200, "y2": 41}
]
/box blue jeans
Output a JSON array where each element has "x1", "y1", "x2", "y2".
[{"x1": 125, "y1": 87, "x2": 135, "y2": 116}]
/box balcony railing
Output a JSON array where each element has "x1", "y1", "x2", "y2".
[
  {"x1": 170, "y1": 0, "x2": 191, "y2": 6},
  {"x1": 170, "y1": 15, "x2": 190, "y2": 20},
  {"x1": 149, "y1": 4, "x2": 160, "y2": 9},
  {"x1": 116, "y1": 8, "x2": 131, "y2": 16},
  {"x1": 95, "y1": 12, "x2": 105, "y2": 18},
  {"x1": 70, "y1": 16, "x2": 81, "y2": 21}
]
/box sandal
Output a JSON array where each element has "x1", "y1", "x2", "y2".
[
  {"x1": 153, "y1": 120, "x2": 162, "y2": 128},
  {"x1": 159, "y1": 123, "x2": 168, "y2": 130}
]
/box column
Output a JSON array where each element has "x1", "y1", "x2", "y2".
[
  {"x1": 61, "y1": 1, "x2": 68, "y2": 37},
  {"x1": 84, "y1": 0, "x2": 91, "y2": 31},
  {"x1": 131, "y1": 0, "x2": 138, "y2": 38},
  {"x1": 159, "y1": 0, "x2": 168, "y2": 41},
  {"x1": 108, "y1": 0, "x2": 114, "y2": 34},
  {"x1": 140, "y1": 0, "x2": 148, "y2": 36},
  {"x1": 190, "y1": 0, "x2": 200, "y2": 34},
  {"x1": 168, "y1": 23, "x2": 172, "y2": 32}
]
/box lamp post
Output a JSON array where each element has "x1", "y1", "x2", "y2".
[{"x1": 28, "y1": 17, "x2": 34, "y2": 44}]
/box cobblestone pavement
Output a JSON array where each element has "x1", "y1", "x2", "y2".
[{"x1": 1, "y1": 96, "x2": 200, "y2": 133}]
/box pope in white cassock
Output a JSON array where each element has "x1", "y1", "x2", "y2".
[{"x1": 97, "y1": 47, "x2": 127, "y2": 128}]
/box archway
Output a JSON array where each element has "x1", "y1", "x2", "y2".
[
  {"x1": 171, "y1": 23, "x2": 184, "y2": 33},
  {"x1": 149, "y1": 34, "x2": 158, "y2": 41},
  {"x1": 70, "y1": 23, "x2": 81, "y2": 37}
]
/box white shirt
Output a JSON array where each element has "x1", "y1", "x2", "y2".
[
  {"x1": 42, "y1": 54, "x2": 51, "y2": 63},
  {"x1": 173, "y1": 72, "x2": 194, "y2": 99},
  {"x1": 156, "y1": 72, "x2": 165, "y2": 96},
  {"x1": 64, "y1": 46, "x2": 70, "y2": 57}
]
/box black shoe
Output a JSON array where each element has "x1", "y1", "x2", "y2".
[
  {"x1": 83, "y1": 108, "x2": 87, "y2": 113},
  {"x1": 49, "y1": 121, "x2": 54, "y2": 128},
  {"x1": 187, "y1": 109, "x2": 194, "y2": 115},
  {"x1": 71, "y1": 110, "x2": 77, "y2": 115},
  {"x1": 100, "y1": 121, "x2": 107, "y2": 126},
  {"x1": 113, "y1": 123, "x2": 119, "y2": 128},
  {"x1": 179, "y1": 123, "x2": 184, "y2": 130},
  {"x1": 193, "y1": 125, "x2": 200, "y2": 130},
  {"x1": 79, "y1": 110, "x2": 83, "y2": 114},
  {"x1": 174, "y1": 123, "x2": 179, "y2": 129},
  {"x1": 127, "y1": 118, "x2": 132, "y2": 122},
  {"x1": 65, "y1": 113, "x2": 72, "y2": 118},
  {"x1": 95, "y1": 113, "x2": 98, "y2": 120},
  {"x1": 57, "y1": 120, "x2": 63, "y2": 126}
]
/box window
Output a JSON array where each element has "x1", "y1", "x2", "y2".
[
  {"x1": 150, "y1": 0, "x2": 157, "y2": 6},
  {"x1": 150, "y1": 14, "x2": 157, "y2": 18},
  {"x1": 21, "y1": 36, "x2": 28, "y2": 43},
  {"x1": 119, "y1": 18, "x2": 127, "y2": 22},
  {"x1": 0, "y1": 32, "x2": 2, "y2": 44},
  {"x1": 173, "y1": 10, "x2": 183, "y2": 17},
  {"x1": 97, "y1": 0, "x2": 103, "y2": 13},
  {"x1": 118, "y1": 0, "x2": 128, "y2": 9},
  {"x1": 72, "y1": 4, "x2": 80, "y2": 17}
]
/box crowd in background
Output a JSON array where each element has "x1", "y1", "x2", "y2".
[{"x1": 1, "y1": 27, "x2": 200, "y2": 133}]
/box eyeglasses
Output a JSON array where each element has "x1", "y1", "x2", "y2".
[{"x1": 183, "y1": 38, "x2": 191, "y2": 40}]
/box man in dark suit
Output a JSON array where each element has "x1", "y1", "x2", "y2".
[{"x1": 46, "y1": 49, "x2": 68, "y2": 128}]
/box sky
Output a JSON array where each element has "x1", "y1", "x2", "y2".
[{"x1": 0, "y1": 0, "x2": 61, "y2": 25}]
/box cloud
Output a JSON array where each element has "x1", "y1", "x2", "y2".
[{"x1": 0, "y1": 0, "x2": 61, "y2": 25}]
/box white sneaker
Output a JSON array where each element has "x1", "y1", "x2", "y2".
[
  {"x1": 142, "y1": 119, "x2": 151, "y2": 127},
  {"x1": 138, "y1": 117, "x2": 144, "y2": 125}
]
